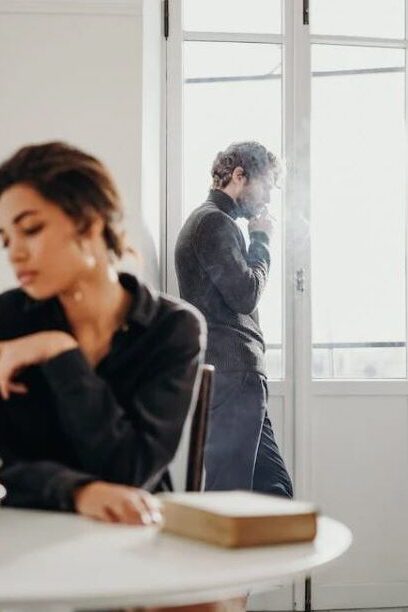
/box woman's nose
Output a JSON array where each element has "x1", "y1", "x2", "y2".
[{"x1": 8, "y1": 239, "x2": 28, "y2": 264}]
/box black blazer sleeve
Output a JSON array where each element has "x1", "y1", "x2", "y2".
[
  {"x1": 0, "y1": 292, "x2": 97, "y2": 511},
  {"x1": 40, "y1": 307, "x2": 205, "y2": 493},
  {"x1": 0, "y1": 442, "x2": 95, "y2": 511}
]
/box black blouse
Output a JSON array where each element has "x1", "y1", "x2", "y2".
[{"x1": 0, "y1": 273, "x2": 206, "y2": 511}]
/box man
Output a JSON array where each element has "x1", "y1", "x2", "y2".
[{"x1": 175, "y1": 141, "x2": 293, "y2": 497}]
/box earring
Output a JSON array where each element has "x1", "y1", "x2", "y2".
[
  {"x1": 108, "y1": 264, "x2": 118, "y2": 283},
  {"x1": 80, "y1": 240, "x2": 96, "y2": 269},
  {"x1": 73, "y1": 289, "x2": 83, "y2": 302},
  {"x1": 84, "y1": 252, "x2": 96, "y2": 269}
]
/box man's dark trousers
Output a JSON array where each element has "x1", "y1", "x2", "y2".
[{"x1": 204, "y1": 370, "x2": 293, "y2": 497}]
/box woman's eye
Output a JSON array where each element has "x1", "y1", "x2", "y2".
[
  {"x1": 23, "y1": 224, "x2": 44, "y2": 236},
  {"x1": 0, "y1": 224, "x2": 45, "y2": 248}
]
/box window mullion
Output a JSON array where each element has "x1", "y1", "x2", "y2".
[
  {"x1": 405, "y1": 0, "x2": 408, "y2": 379},
  {"x1": 184, "y1": 31, "x2": 283, "y2": 44},
  {"x1": 166, "y1": 0, "x2": 184, "y2": 295},
  {"x1": 290, "y1": 0, "x2": 312, "y2": 605},
  {"x1": 311, "y1": 33, "x2": 407, "y2": 48}
]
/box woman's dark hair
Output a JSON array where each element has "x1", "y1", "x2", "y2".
[
  {"x1": 0, "y1": 141, "x2": 126, "y2": 258},
  {"x1": 211, "y1": 141, "x2": 281, "y2": 189}
]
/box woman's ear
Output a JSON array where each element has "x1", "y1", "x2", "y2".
[{"x1": 86, "y1": 214, "x2": 105, "y2": 240}]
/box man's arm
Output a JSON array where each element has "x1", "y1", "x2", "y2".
[{"x1": 194, "y1": 212, "x2": 271, "y2": 314}]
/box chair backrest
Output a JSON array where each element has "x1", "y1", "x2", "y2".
[{"x1": 185, "y1": 364, "x2": 214, "y2": 492}]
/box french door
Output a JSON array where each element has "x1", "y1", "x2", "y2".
[{"x1": 166, "y1": 1, "x2": 408, "y2": 609}]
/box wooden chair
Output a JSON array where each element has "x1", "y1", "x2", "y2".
[
  {"x1": 145, "y1": 365, "x2": 247, "y2": 612},
  {"x1": 185, "y1": 364, "x2": 214, "y2": 492}
]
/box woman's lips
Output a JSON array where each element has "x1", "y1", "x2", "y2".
[{"x1": 17, "y1": 271, "x2": 38, "y2": 286}]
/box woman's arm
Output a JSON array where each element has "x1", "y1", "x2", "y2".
[
  {"x1": 41, "y1": 307, "x2": 206, "y2": 491},
  {"x1": 0, "y1": 444, "x2": 162, "y2": 523},
  {"x1": 0, "y1": 328, "x2": 92, "y2": 510},
  {"x1": 0, "y1": 442, "x2": 95, "y2": 511},
  {"x1": 0, "y1": 331, "x2": 78, "y2": 400}
]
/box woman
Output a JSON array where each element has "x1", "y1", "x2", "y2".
[{"x1": 0, "y1": 141, "x2": 205, "y2": 525}]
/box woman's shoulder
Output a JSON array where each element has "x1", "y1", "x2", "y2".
[
  {"x1": 0, "y1": 286, "x2": 29, "y2": 315},
  {"x1": 154, "y1": 292, "x2": 207, "y2": 354},
  {"x1": 120, "y1": 273, "x2": 207, "y2": 346},
  {"x1": 0, "y1": 286, "x2": 25, "y2": 306},
  {"x1": 159, "y1": 292, "x2": 207, "y2": 333}
]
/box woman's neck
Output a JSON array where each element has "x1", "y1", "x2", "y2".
[{"x1": 58, "y1": 266, "x2": 131, "y2": 341}]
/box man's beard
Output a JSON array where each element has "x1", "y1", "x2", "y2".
[{"x1": 236, "y1": 195, "x2": 254, "y2": 219}]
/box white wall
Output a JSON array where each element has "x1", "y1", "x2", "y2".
[
  {"x1": 310, "y1": 393, "x2": 408, "y2": 608},
  {"x1": 0, "y1": 0, "x2": 193, "y2": 491},
  {"x1": 140, "y1": 0, "x2": 164, "y2": 287},
  {"x1": 0, "y1": 0, "x2": 163, "y2": 291}
]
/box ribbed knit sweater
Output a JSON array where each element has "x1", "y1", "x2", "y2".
[{"x1": 175, "y1": 189, "x2": 270, "y2": 375}]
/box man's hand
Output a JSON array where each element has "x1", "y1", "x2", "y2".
[
  {"x1": 74, "y1": 481, "x2": 163, "y2": 525},
  {"x1": 248, "y1": 208, "x2": 275, "y2": 239},
  {"x1": 0, "y1": 331, "x2": 77, "y2": 400}
]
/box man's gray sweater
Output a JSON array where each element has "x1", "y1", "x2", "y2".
[{"x1": 175, "y1": 189, "x2": 270, "y2": 375}]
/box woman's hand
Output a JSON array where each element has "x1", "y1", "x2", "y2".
[
  {"x1": 73, "y1": 481, "x2": 163, "y2": 525},
  {"x1": 0, "y1": 331, "x2": 77, "y2": 400}
]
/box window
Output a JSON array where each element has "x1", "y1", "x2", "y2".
[
  {"x1": 174, "y1": 0, "x2": 407, "y2": 381},
  {"x1": 183, "y1": 0, "x2": 281, "y2": 34},
  {"x1": 311, "y1": 0, "x2": 404, "y2": 39},
  {"x1": 183, "y1": 7, "x2": 284, "y2": 379},
  {"x1": 311, "y1": 7, "x2": 406, "y2": 378}
]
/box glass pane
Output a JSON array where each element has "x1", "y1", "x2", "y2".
[
  {"x1": 183, "y1": 0, "x2": 281, "y2": 34},
  {"x1": 183, "y1": 42, "x2": 283, "y2": 378},
  {"x1": 311, "y1": 45, "x2": 406, "y2": 379},
  {"x1": 311, "y1": 0, "x2": 405, "y2": 39}
]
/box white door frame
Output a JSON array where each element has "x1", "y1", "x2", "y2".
[{"x1": 165, "y1": 2, "x2": 307, "y2": 608}]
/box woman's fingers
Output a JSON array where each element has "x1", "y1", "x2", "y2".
[
  {"x1": 0, "y1": 378, "x2": 28, "y2": 400},
  {"x1": 121, "y1": 497, "x2": 148, "y2": 525},
  {"x1": 102, "y1": 506, "x2": 121, "y2": 523},
  {"x1": 8, "y1": 382, "x2": 28, "y2": 395},
  {"x1": 134, "y1": 489, "x2": 163, "y2": 524},
  {"x1": 74, "y1": 481, "x2": 163, "y2": 526},
  {"x1": 0, "y1": 379, "x2": 8, "y2": 401},
  {"x1": 0, "y1": 375, "x2": 14, "y2": 400},
  {"x1": 0, "y1": 353, "x2": 20, "y2": 400},
  {"x1": 108, "y1": 491, "x2": 162, "y2": 526},
  {"x1": 115, "y1": 495, "x2": 153, "y2": 525}
]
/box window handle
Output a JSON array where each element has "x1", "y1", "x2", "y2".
[
  {"x1": 296, "y1": 268, "x2": 305, "y2": 293},
  {"x1": 303, "y1": 0, "x2": 310, "y2": 25}
]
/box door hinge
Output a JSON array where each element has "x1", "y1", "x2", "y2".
[
  {"x1": 303, "y1": 0, "x2": 309, "y2": 25},
  {"x1": 305, "y1": 576, "x2": 312, "y2": 611},
  {"x1": 164, "y1": 0, "x2": 169, "y2": 39},
  {"x1": 296, "y1": 268, "x2": 305, "y2": 293}
]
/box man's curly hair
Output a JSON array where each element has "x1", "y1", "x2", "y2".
[{"x1": 211, "y1": 141, "x2": 281, "y2": 189}]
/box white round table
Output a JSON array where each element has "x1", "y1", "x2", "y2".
[{"x1": 0, "y1": 508, "x2": 352, "y2": 610}]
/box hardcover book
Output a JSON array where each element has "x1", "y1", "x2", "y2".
[{"x1": 159, "y1": 491, "x2": 318, "y2": 548}]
